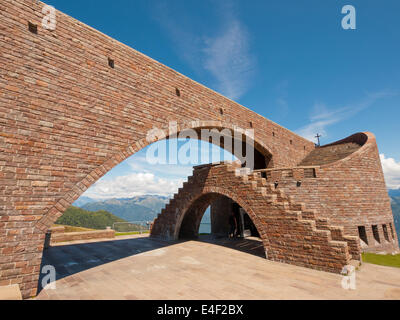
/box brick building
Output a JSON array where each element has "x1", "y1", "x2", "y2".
[{"x1": 0, "y1": 1, "x2": 398, "y2": 298}]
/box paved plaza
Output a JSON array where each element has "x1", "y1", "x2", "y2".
[{"x1": 35, "y1": 236, "x2": 400, "y2": 300}]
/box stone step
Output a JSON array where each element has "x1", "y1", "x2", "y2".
[{"x1": 349, "y1": 259, "x2": 361, "y2": 269}]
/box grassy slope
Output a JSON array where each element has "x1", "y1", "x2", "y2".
[
  {"x1": 55, "y1": 206, "x2": 126, "y2": 230},
  {"x1": 362, "y1": 253, "x2": 400, "y2": 268},
  {"x1": 391, "y1": 197, "x2": 400, "y2": 244}
]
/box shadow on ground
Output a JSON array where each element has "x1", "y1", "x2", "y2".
[
  {"x1": 37, "y1": 237, "x2": 174, "y2": 294},
  {"x1": 37, "y1": 235, "x2": 266, "y2": 295},
  {"x1": 197, "y1": 235, "x2": 266, "y2": 259}
]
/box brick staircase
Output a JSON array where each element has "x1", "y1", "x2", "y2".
[
  {"x1": 150, "y1": 172, "x2": 201, "y2": 239},
  {"x1": 299, "y1": 142, "x2": 361, "y2": 166},
  {"x1": 245, "y1": 169, "x2": 361, "y2": 262},
  {"x1": 151, "y1": 163, "x2": 361, "y2": 274}
]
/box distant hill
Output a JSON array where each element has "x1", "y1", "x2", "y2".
[
  {"x1": 129, "y1": 195, "x2": 169, "y2": 212},
  {"x1": 73, "y1": 194, "x2": 213, "y2": 225},
  {"x1": 389, "y1": 189, "x2": 400, "y2": 198},
  {"x1": 81, "y1": 195, "x2": 169, "y2": 222},
  {"x1": 55, "y1": 206, "x2": 126, "y2": 230},
  {"x1": 391, "y1": 196, "x2": 400, "y2": 243},
  {"x1": 72, "y1": 196, "x2": 97, "y2": 207}
]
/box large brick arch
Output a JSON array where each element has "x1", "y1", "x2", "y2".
[{"x1": 33, "y1": 120, "x2": 275, "y2": 234}]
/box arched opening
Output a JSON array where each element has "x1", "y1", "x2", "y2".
[
  {"x1": 179, "y1": 193, "x2": 219, "y2": 239},
  {"x1": 39, "y1": 123, "x2": 275, "y2": 241},
  {"x1": 34, "y1": 122, "x2": 275, "y2": 234},
  {"x1": 32, "y1": 122, "x2": 277, "y2": 299},
  {"x1": 178, "y1": 193, "x2": 265, "y2": 258},
  {"x1": 179, "y1": 193, "x2": 261, "y2": 240},
  {"x1": 210, "y1": 195, "x2": 260, "y2": 239}
]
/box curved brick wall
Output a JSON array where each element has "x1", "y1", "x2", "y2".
[{"x1": 266, "y1": 132, "x2": 399, "y2": 253}]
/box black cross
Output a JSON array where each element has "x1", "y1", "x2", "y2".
[{"x1": 315, "y1": 133, "x2": 321, "y2": 147}]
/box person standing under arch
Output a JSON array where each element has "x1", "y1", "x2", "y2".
[{"x1": 228, "y1": 212, "x2": 238, "y2": 239}]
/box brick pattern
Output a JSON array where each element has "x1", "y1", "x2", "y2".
[
  {"x1": 299, "y1": 142, "x2": 361, "y2": 166},
  {"x1": 151, "y1": 162, "x2": 359, "y2": 273},
  {"x1": 272, "y1": 133, "x2": 399, "y2": 253},
  {"x1": 49, "y1": 229, "x2": 115, "y2": 243}
]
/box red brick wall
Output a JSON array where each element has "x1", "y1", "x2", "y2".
[{"x1": 273, "y1": 133, "x2": 399, "y2": 253}]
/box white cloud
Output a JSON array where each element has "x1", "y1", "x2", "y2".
[
  {"x1": 297, "y1": 91, "x2": 397, "y2": 143},
  {"x1": 126, "y1": 154, "x2": 194, "y2": 179},
  {"x1": 125, "y1": 140, "x2": 235, "y2": 179},
  {"x1": 380, "y1": 154, "x2": 400, "y2": 190},
  {"x1": 203, "y1": 19, "x2": 255, "y2": 100},
  {"x1": 82, "y1": 139, "x2": 238, "y2": 199},
  {"x1": 153, "y1": 1, "x2": 254, "y2": 101},
  {"x1": 296, "y1": 107, "x2": 339, "y2": 142},
  {"x1": 83, "y1": 172, "x2": 185, "y2": 200}
]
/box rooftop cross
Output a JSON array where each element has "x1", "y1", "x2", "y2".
[{"x1": 315, "y1": 133, "x2": 322, "y2": 147}]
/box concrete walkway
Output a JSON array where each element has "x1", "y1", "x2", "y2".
[{"x1": 35, "y1": 236, "x2": 400, "y2": 300}]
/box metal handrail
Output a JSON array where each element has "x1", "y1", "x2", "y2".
[{"x1": 112, "y1": 221, "x2": 152, "y2": 234}]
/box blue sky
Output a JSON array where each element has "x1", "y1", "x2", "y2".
[{"x1": 45, "y1": 0, "x2": 400, "y2": 195}]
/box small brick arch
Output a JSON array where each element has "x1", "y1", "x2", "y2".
[
  {"x1": 177, "y1": 193, "x2": 220, "y2": 239},
  {"x1": 175, "y1": 188, "x2": 267, "y2": 245},
  {"x1": 149, "y1": 163, "x2": 276, "y2": 246},
  {"x1": 175, "y1": 189, "x2": 270, "y2": 255}
]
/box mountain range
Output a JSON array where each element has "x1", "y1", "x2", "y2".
[
  {"x1": 390, "y1": 193, "x2": 400, "y2": 244},
  {"x1": 73, "y1": 194, "x2": 211, "y2": 224},
  {"x1": 74, "y1": 195, "x2": 170, "y2": 222}
]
